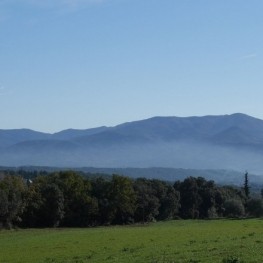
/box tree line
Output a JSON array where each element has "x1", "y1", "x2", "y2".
[{"x1": 0, "y1": 170, "x2": 263, "y2": 229}]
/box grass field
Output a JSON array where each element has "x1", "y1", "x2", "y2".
[{"x1": 0, "y1": 219, "x2": 262, "y2": 263}]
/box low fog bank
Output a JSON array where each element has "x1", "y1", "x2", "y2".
[{"x1": 1, "y1": 141, "x2": 263, "y2": 176}]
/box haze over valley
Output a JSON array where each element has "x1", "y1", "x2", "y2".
[{"x1": 1, "y1": 113, "x2": 263, "y2": 177}]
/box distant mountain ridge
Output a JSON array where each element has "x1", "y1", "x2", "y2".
[{"x1": 1, "y1": 113, "x2": 263, "y2": 174}]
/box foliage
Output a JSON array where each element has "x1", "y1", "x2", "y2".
[
  {"x1": 0, "y1": 170, "x2": 261, "y2": 228},
  {"x1": 133, "y1": 178, "x2": 160, "y2": 222},
  {"x1": 216, "y1": 186, "x2": 246, "y2": 217},
  {"x1": 0, "y1": 175, "x2": 25, "y2": 229},
  {"x1": 175, "y1": 177, "x2": 218, "y2": 219},
  {"x1": 224, "y1": 199, "x2": 245, "y2": 218},
  {"x1": 246, "y1": 198, "x2": 263, "y2": 217},
  {"x1": 90, "y1": 177, "x2": 113, "y2": 225},
  {"x1": 243, "y1": 171, "x2": 250, "y2": 199},
  {"x1": 49, "y1": 171, "x2": 99, "y2": 227},
  {"x1": 108, "y1": 175, "x2": 136, "y2": 224},
  {"x1": 22, "y1": 182, "x2": 64, "y2": 227}
]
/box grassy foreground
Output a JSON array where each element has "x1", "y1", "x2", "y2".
[{"x1": 0, "y1": 219, "x2": 262, "y2": 263}]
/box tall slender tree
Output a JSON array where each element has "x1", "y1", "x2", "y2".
[{"x1": 243, "y1": 171, "x2": 250, "y2": 199}]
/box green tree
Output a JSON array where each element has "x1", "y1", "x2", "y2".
[
  {"x1": 246, "y1": 198, "x2": 263, "y2": 217},
  {"x1": 243, "y1": 171, "x2": 250, "y2": 199},
  {"x1": 24, "y1": 171, "x2": 98, "y2": 227},
  {"x1": 215, "y1": 186, "x2": 246, "y2": 217},
  {"x1": 149, "y1": 179, "x2": 180, "y2": 220},
  {"x1": 109, "y1": 175, "x2": 136, "y2": 224},
  {"x1": 134, "y1": 178, "x2": 160, "y2": 223},
  {"x1": 196, "y1": 178, "x2": 217, "y2": 218},
  {"x1": 37, "y1": 183, "x2": 64, "y2": 227},
  {"x1": 175, "y1": 177, "x2": 208, "y2": 219},
  {"x1": 91, "y1": 177, "x2": 115, "y2": 225},
  {"x1": 224, "y1": 199, "x2": 245, "y2": 218},
  {"x1": 22, "y1": 178, "x2": 64, "y2": 227},
  {"x1": 52, "y1": 171, "x2": 98, "y2": 227},
  {"x1": 0, "y1": 176, "x2": 25, "y2": 229}
]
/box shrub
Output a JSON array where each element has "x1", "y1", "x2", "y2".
[
  {"x1": 246, "y1": 198, "x2": 263, "y2": 217},
  {"x1": 224, "y1": 199, "x2": 245, "y2": 218}
]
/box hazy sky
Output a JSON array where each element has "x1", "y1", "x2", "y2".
[{"x1": 1, "y1": 0, "x2": 263, "y2": 132}]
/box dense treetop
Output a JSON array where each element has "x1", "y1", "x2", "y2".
[{"x1": 0, "y1": 170, "x2": 262, "y2": 229}]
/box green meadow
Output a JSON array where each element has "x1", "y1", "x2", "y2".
[{"x1": 0, "y1": 219, "x2": 262, "y2": 263}]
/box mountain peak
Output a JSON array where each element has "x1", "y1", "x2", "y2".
[{"x1": 1, "y1": 113, "x2": 263, "y2": 173}]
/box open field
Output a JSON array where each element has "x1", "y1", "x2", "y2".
[{"x1": 0, "y1": 219, "x2": 262, "y2": 263}]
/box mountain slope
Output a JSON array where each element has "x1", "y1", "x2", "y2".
[
  {"x1": 0, "y1": 129, "x2": 50, "y2": 148},
  {"x1": 51, "y1": 126, "x2": 108, "y2": 140},
  {"x1": 1, "y1": 113, "x2": 263, "y2": 173}
]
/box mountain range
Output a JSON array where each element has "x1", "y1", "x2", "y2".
[{"x1": 1, "y1": 113, "x2": 263, "y2": 174}]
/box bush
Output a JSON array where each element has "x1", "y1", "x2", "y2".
[
  {"x1": 246, "y1": 198, "x2": 263, "y2": 217},
  {"x1": 224, "y1": 199, "x2": 245, "y2": 218}
]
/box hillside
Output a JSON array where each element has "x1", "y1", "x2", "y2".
[{"x1": 1, "y1": 113, "x2": 263, "y2": 174}]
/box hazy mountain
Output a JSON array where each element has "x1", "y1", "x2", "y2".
[
  {"x1": 0, "y1": 129, "x2": 50, "y2": 148},
  {"x1": 1, "y1": 113, "x2": 263, "y2": 174},
  {"x1": 51, "y1": 126, "x2": 108, "y2": 140}
]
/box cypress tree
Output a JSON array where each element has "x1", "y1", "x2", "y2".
[{"x1": 244, "y1": 171, "x2": 250, "y2": 199}]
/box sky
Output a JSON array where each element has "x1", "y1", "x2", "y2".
[{"x1": 0, "y1": 0, "x2": 263, "y2": 133}]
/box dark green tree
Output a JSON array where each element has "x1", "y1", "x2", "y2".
[
  {"x1": 246, "y1": 198, "x2": 263, "y2": 217},
  {"x1": 0, "y1": 176, "x2": 25, "y2": 228},
  {"x1": 109, "y1": 175, "x2": 136, "y2": 224},
  {"x1": 53, "y1": 171, "x2": 98, "y2": 227},
  {"x1": 196, "y1": 178, "x2": 217, "y2": 218},
  {"x1": 134, "y1": 178, "x2": 160, "y2": 223},
  {"x1": 175, "y1": 177, "x2": 204, "y2": 219},
  {"x1": 224, "y1": 199, "x2": 245, "y2": 218},
  {"x1": 22, "y1": 177, "x2": 65, "y2": 227},
  {"x1": 149, "y1": 180, "x2": 180, "y2": 220},
  {"x1": 215, "y1": 185, "x2": 246, "y2": 218},
  {"x1": 243, "y1": 171, "x2": 250, "y2": 199},
  {"x1": 91, "y1": 177, "x2": 114, "y2": 225},
  {"x1": 37, "y1": 183, "x2": 64, "y2": 227}
]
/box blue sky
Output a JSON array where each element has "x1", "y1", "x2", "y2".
[{"x1": 0, "y1": 0, "x2": 263, "y2": 132}]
